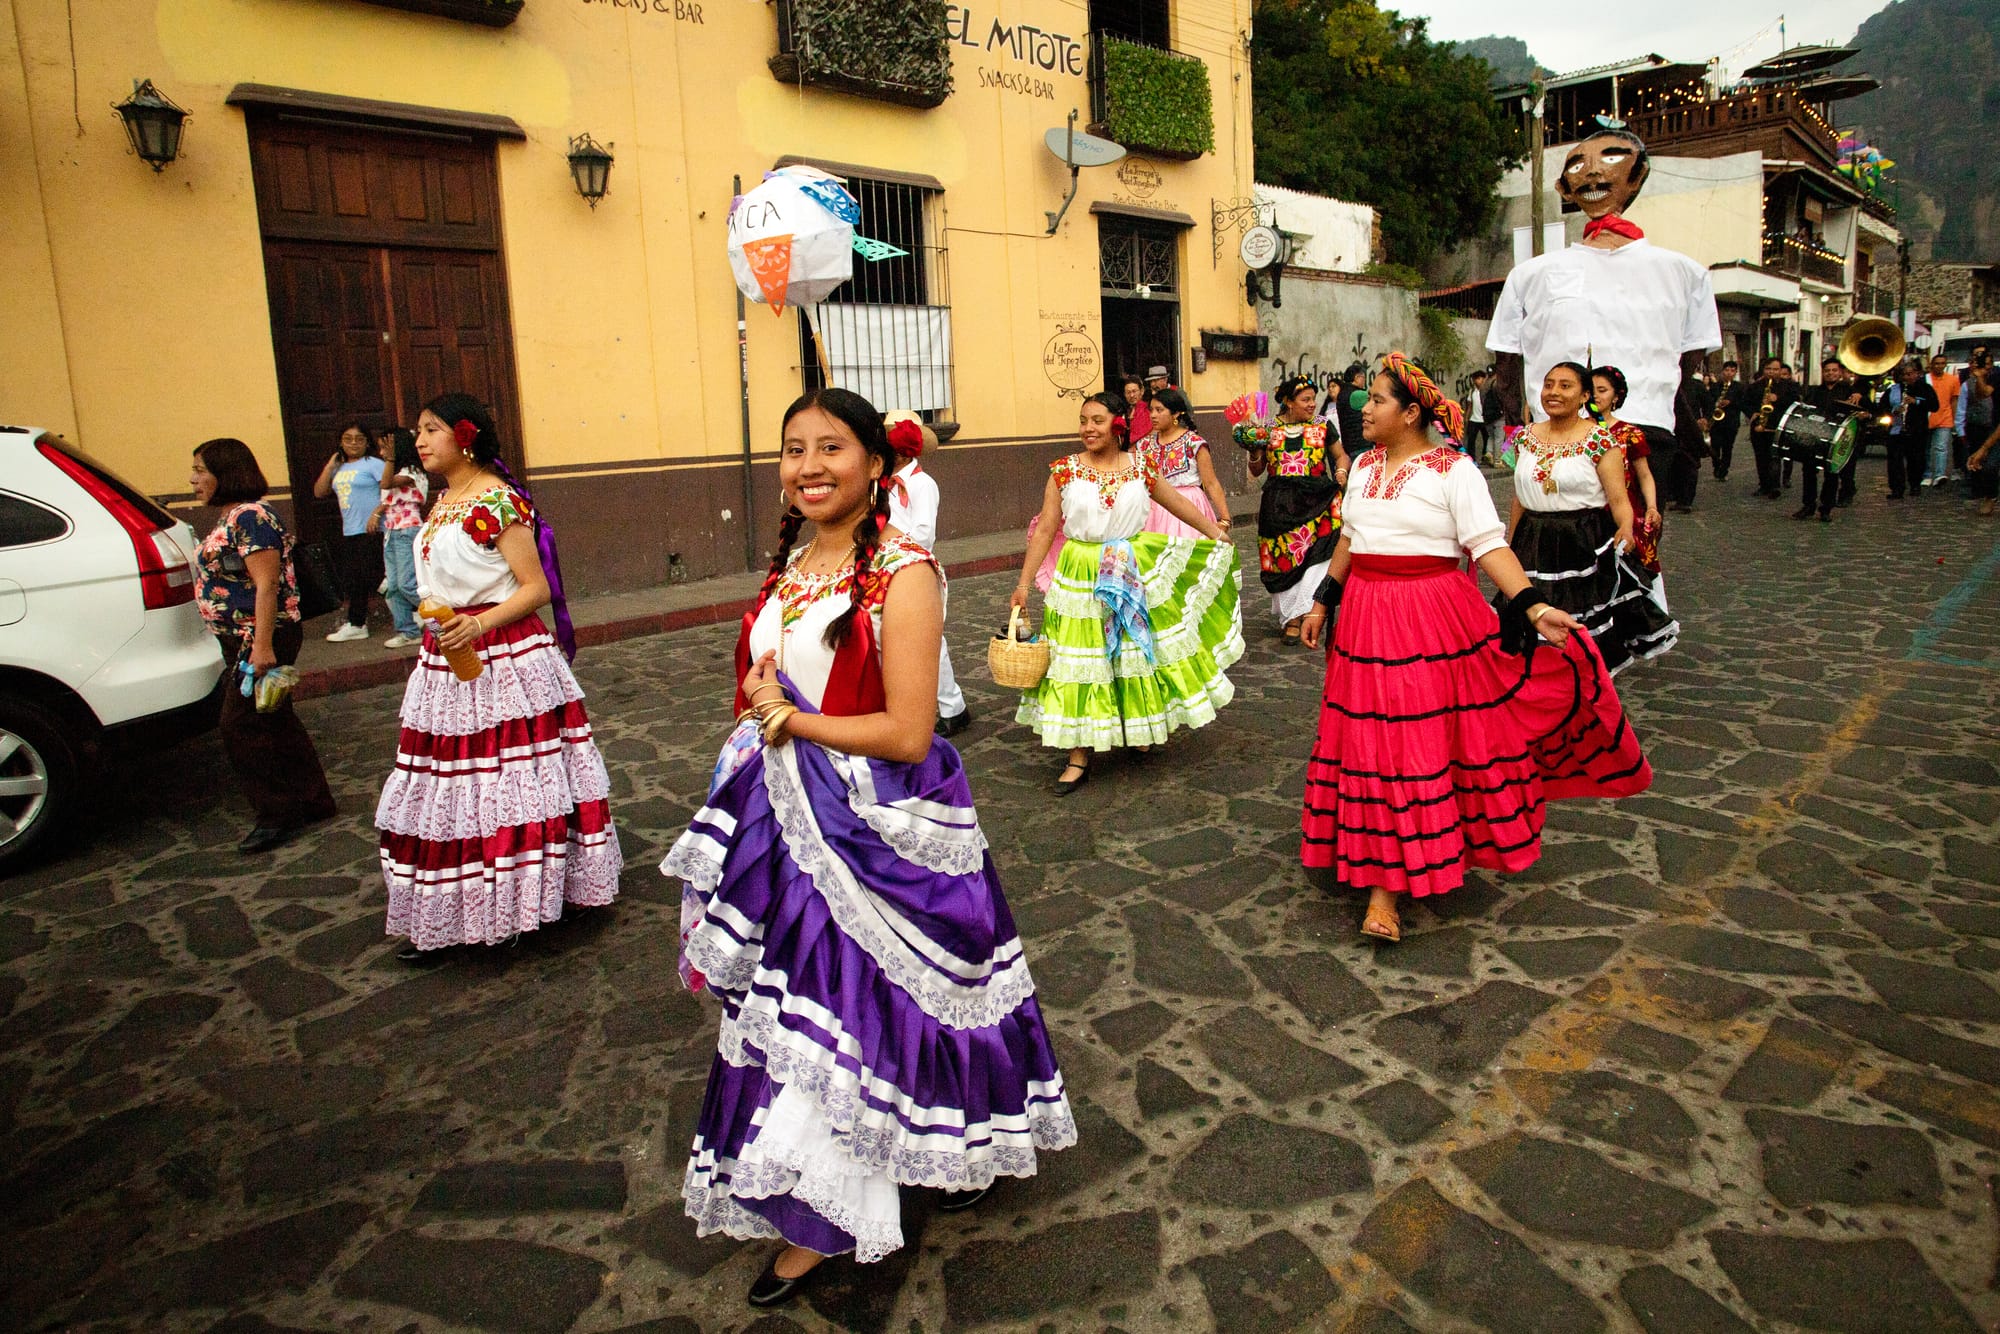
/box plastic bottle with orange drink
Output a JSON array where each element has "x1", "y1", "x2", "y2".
[{"x1": 418, "y1": 599, "x2": 485, "y2": 681}]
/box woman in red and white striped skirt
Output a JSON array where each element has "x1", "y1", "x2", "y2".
[{"x1": 376, "y1": 393, "x2": 621, "y2": 956}]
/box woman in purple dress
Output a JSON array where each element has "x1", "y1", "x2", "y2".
[{"x1": 662, "y1": 388, "x2": 1075, "y2": 1307}]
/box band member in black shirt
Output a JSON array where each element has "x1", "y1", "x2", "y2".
[
  {"x1": 1796, "y1": 356, "x2": 1865, "y2": 521},
  {"x1": 1707, "y1": 360, "x2": 1743, "y2": 481},
  {"x1": 1887, "y1": 358, "x2": 1938, "y2": 500},
  {"x1": 1748, "y1": 358, "x2": 1800, "y2": 499}
]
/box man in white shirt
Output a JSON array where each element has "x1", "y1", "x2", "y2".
[
  {"x1": 1465, "y1": 369, "x2": 1493, "y2": 463},
  {"x1": 883, "y1": 414, "x2": 971, "y2": 736},
  {"x1": 1489, "y1": 129, "x2": 1722, "y2": 509}
]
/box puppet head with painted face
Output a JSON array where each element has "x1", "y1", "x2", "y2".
[{"x1": 1557, "y1": 129, "x2": 1650, "y2": 222}]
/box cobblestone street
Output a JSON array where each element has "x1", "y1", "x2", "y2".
[{"x1": 5, "y1": 463, "x2": 2000, "y2": 1334}]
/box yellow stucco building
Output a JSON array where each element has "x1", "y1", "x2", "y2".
[{"x1": 4, "y1": 0, "x2": 1261, "y2": 591}]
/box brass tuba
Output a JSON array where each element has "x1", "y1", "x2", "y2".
[{"x1": 1838, "y1": 316, "x2": 1907, "y2": 378}]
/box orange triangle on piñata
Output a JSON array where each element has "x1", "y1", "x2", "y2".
[{"x1": 741, "y1": 234, "x2": 796, "y2": 313}]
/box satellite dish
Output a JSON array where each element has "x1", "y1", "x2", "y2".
[{"x1": 1044, "y1": 126, "x2": 1126, "y2": 169}]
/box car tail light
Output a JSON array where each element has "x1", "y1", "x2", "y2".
[{"x1": 36, "y1": 440, "x2": 197, "y2": 609}]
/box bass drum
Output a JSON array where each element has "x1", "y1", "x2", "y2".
[{"x1": 1776, "y1": 402, "x2": 1861, "y2": 472}]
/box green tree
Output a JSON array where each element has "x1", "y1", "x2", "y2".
[{"x1": 1252, "y1": 0, "x2": 1522, "y2": 269}]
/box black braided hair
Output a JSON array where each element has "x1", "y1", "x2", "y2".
[
  {"x1": 1589, "y1": 364, "x2": 1630, "y2": 410},
  {"x1": 756, "y1": 505, "x2": 807, "y2": 612},
  {"x1": 776, "y1": 388, "x2": 898, "y2": 650}
]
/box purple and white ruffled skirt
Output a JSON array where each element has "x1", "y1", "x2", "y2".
[{"x1": 661, "y1": 717, "x2": 1076, "y2": 1263}]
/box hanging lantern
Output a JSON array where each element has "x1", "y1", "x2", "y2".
[
  {"x1": 566, "y1": 133, "x2": 614, "y2": 208},
  {"x1": 112, "y1": 79, "x2": 188, "y2": 172}
]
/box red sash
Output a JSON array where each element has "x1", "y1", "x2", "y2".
[{"x1": 1348, "y1": 554, "x2": 1460, "y2": 580}]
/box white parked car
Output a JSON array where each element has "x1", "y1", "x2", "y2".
[{"x1": 0, "y1": 426, "x2": 224, "y2": 867}]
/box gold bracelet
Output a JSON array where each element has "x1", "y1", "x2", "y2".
[
  {"x1": 761, "y1": 704, "x2": 797, "y2": 745},
  {"x1": 1528, "y1": 603, "x2": 1553, "y2": 625},
  {"x1": 747, "y1": 682, "x2": 785, "y2": 703}
]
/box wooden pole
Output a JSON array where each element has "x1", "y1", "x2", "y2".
[{"x1": 1529, "y1": 74, "x2": 1547, "y2": 257}]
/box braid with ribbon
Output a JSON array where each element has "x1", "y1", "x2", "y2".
[{"x1": 1380, "y1": 351, "x2": 1466, "y2": 445}]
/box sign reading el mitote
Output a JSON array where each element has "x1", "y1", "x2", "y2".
[{"x1": 944, "y1": 5, "x2": 1085, "y2": 75}]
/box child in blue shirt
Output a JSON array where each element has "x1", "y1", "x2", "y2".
[{"x1": 313, "y1": 422, "x2": 387, "y2": 641}]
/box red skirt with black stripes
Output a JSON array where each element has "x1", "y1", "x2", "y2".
[{"x1": 1301, "y1": 555, "x2": 1651, "y2": 897}]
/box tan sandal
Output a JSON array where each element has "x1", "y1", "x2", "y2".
[{"x1": 1360, "y1": 906, "x2": 1401, "y2": 942}]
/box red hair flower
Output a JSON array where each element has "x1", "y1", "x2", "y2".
[
  {"x1": 1110, "y1": 414, "x2": 1129, "y2": 441},
  {"x1": 453, "y1": 419, "x2": 478, "y2": 453},
  {"x1": 462, "y1": 504, "x2": 501, "y2": 546},
  {"x1": 882, "y1": 410, "x2": 926, "y2": 460}
]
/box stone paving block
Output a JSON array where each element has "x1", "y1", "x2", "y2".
[
  {"x1": 175, "y1": 898, "x2": 260, "y2": 960},
  {"x1": 1794, "y1": 995, "x2": 2000, "y2": 1087},
  {"x1": 1415, "y1": 877, "x2": 1506, "y2": 921},
  {"x1": 1496, "y1": 936, "x2": 1621, "y2": 979},
  {"x1": 1005, "y1": 1098, "x2": 1144, "y2": 1207},
  {"x1": 1376, "y1": 925, "x2": 1476, "y2": 979},
  {"x1": 1090, "y1": 999, "x2": 1177, "y2": 1054},
  {"x1": 412, "y1": 1159, "x2": 628, "y2": 1214},
  {"x1": 204, "y1": 1314, "x2": 339, "y2": 1334},
  {"x1": 1349, "y1": 1078, "x2": 1452, "y2": 1145},
  {"x1": 74, "y1": 1202, "x2": 369, "y2": 1321},
  {"x1": 1574, "y1": 873, "x2": 1676, "y2": 913},
  {"x1": 1187, "y1": 1229, "x2": 1341, "y2": 1334},
  {"x1": 1757, "y1": 840, "x2": 1870, "y2": 896},
  {"x1": 1170, "y1": 1114, "x2": 1370, "y2": 1207},
  {"x1": 1862, "y1": 1068, "x2": 2000, "y2": 1151},
  {"x1": 1343, "y1": 1307, "x2": 1420, "y2": 1334},
  {"x1": 1721, "y1": 1017, "x2": 1852, "y2": 1107},
  {"x1": 1632, "y1": 967, "x2": 1773, "y2": 1023},
  {"x1": 1711, "y1": 885, "x2": 1845, "y2": 933},
  {"x1": 242, "y1": 1111, "x2": 472, "y2": 1201},
  {"x1": 1859, "y1": 846, "x2": 1933, "y2": 884},
  {"x1": 1850, "y1": 909, "x2": 1955, "y2": 950},
  {"x1": 1012, "y1": 890, "x2": 1098, "y2": 937},
  {"x1": 1599, "y1": 1020, "x2": 1702, "y2": 1073},
  {"x1": 292, "y1": 966, "x2": 474, "y2": 1057},
  {"x1": 1496, "y1": 890, "x2": 1631, "y2": 927},
  {"x1": 1136, "y1": 827, "x2": 1236, "y2": 870},
  {"x1": 0, "y1": 1209, "x2": 151, "y2": 1328},
  {"x1": 199, "y1": 1063, "x2": 385, "y2": 1125},
  {"x1": 1849, "y1": 953, "x2": 2000, "y2": 1021},
  {"x1": 59, "y1": 921, "x2": 165, "y2": 978},
  {"x1": 1197, "y1": 1006, "x2": 1363, "y2": 1100},
  {"x1": 71, "y1": 991, "x2": 222, "y2": 1080},
  {"x1": 1505, "y1": 1069, "x2": 1697, "y2": 1166},
  {"x1": 255, "y1": 875, "x2": 361, "y2": 901},
  {"x1": 1454, "y1": 1132, "x2": 1713, "y2": 1248},
  {"x1": 1121, "y1": 902, "x2": 1248, "y2": 996},
  {"x1": 1372, "y1": 982, "x2": 1557, "y2": 1084},
  {"x1": 1924, "y1": 754, "x2": 2000, "y2": 786},
  {"x1": 448, "y1": 1037, "x2": 579, "y2": 1113},
  {"x1": 1746, "y1": 1110, "x2": 1942, "y2": 1208},
  {"x1": 1032, "y1": 940, "x2": 1114, "y2": 1010},
  {"x1": 1, "y1": 1101, "x2": 205, "y2": 1227},
  {"x1": 1355, "y1": 1178, "x2": 1605, "y2": 1334},
  {"x1": 1706, "y1": 1232, "x2": 1981, "y2": 1333},
  {"x1": 1135, "y1": 1057, "x2": 1216, "y2": 1118},
  {"x1": 942, "y1": 1209, "x2": 1158, "y2": 1331},
  {"x1": 232, "y1": 957, "x2": 348, "y2": 1021},
  {"x1": 1616, "y1": 1265, "x2": 1756, "y2": 1334},
  {"x1": 1634, "y1": 925, "x2": 1832, "y2": 977},
  {"x1": 606, "y1": 1200, "x2": 736, "y2": 1279},
  {"x1": 1653, "y1": 831, "x2": 1738, "y2": 885},
  {"x1": 1620, "y1": 796, "x2": 1742, "y2": 834},
  {"x1": 293, "y1": 915, "x2": 390, "y2": 970},
  {"x1": 1512, "y1": 840, "x2": 1628, "y2": 883},
  {"x1": 333, "y1": 1232, "x2": 608, "y2": 1334},
  {"x1": 1245, "y1": 951, "x2": 1380, "y2": 1028},
  {"x1": 1932, "y1": 902, "x2": 2000, "y2": 940}
]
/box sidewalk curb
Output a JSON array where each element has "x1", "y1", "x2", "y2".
[{"x1": 292, "y1": 550, "x2": 1028, "y2": 701}]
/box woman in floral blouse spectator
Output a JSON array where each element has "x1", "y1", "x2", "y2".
[
  {"x1": 370, "y1": 426, "x2": 428, "y2": 649},
  {"x1": 189, "y1": 438, "x2": 337, "y2": 853}
]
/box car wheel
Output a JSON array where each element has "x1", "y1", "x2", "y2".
[{"x1": 0, "y1": 697, "x2": 78, "y2": 869}]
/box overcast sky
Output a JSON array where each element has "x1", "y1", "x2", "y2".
[{"x1": 1410, "y1": 0, "x2": 1890, "y2": 82}]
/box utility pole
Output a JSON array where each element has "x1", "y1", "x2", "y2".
[
  {"x1": 1898, "y1": 235, "x2": 1912, "y2": 343},
  {"x1": 1526, "y1": 72, "x2": 1547, "y2": 257}
]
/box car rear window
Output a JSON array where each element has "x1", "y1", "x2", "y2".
[
  {"x1": 40, "y1": 435, "x2": 176, "y2": 528},
  {"x1": 0, "y1": 493, "x2": 71, "y2": 547}
]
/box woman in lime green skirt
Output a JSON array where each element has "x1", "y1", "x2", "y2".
[{"x1": 1011, "y1": 392, "x2": 1244, "y2": 794}]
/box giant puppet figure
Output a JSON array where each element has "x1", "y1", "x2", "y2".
[{"x1": 1489, "y1": 129, "x2": 1722, "y2": 506}]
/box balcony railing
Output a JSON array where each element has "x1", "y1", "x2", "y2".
[
  {"x1": 1855, "y1": 281, "x2": 1898, "y2": 317},
  {"x1": 1627, "y1": 86, "x2": 1837, "y2": 165},
  {"x1": 1763, "y1": 234, "x2": 1847, "y2": 287},
  {"x1": 1088, "y1": 31, "x2": 1215, "y2": 160}
]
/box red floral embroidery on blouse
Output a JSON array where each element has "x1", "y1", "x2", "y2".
[
  {"x1": 462, "y1": 505, "x2": 502, "y2": 547},
  {"x1": 1356, "y1": 445, "x2": 1461, "y2": 501},
  {"x1": 1050, "y1": 453, "x2": 1158, "y2": 507}
]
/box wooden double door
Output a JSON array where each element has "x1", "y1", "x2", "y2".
[{"x1": 248, "y1": 114, "x2": 523, "y2": 541}]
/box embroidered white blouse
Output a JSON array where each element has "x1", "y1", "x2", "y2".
[
  {"x1": 1511, "y1": 426, "x2": 1616, "y2": 513},
  {"x1": 1341, "y1": 445, "x2": 1508, "y2": 560},
  {"x1": 416, "y1": 484, "x2": 530, "y2": 607},
  {"x1": 1050, "y1": 452, "x2": 1160, "y2": 544},
  {"x1": 747, "y1": 536, "x2": 942, "y2": 711}
]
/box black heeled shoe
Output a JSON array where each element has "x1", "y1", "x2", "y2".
[
  {"x1": 748, "y1": 1249, "x2": 825, "y2": 1307},
  {"x1": 1053, "y1": 758, "x2": 1090, "y2": 795},
  {"x1": 938, "y1": 1183, "x2": 992, "y2": 1212}
]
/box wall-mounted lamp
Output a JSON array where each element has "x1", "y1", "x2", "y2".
[
  {"x1": 566, "y1": 134, "x2": 614, "y2": 208},
  {"x1": 112, "y1": 79, "x2": 189, "y2": 172}
]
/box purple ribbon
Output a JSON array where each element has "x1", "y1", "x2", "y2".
[{"x1": 490, "y1": 459, "x2": 578, "y2": 661}]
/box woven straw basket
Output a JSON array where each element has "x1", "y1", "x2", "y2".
[{"x1": 988, "y1": 607, "x2": 1050, "y2": 689}]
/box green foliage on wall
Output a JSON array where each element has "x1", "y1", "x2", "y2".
[
  {"x1": 1101, "y1": 35, "x2": 1215, "y2": 158},
  {"x1": 1418, "y1": 306, "x2": 1466, "y2": 375},
  {"x1": 784, "y1": 0, "x2": 954, "y2": 107}
]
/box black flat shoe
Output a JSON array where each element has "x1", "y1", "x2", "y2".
[
  {"x1": 748, "y1": 1251, "x2": 824, "y2": 1307},
  {"x1": 1790, "y1": 506, "x2": 1814, "y2": 520},
  {"x1": 938, "y1": 1183, "x2": 992, "y2": 1212},
  {"x1": 237, "y1": 824, "x2": 297, "y2": 854},
  {"x1": 936, "y1": 709, "x2": 972, "y2": 738},
  {"x1": 1053, "y1": 760, "x2": 1090, "y2": 795}
]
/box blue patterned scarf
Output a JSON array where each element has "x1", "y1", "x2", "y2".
[{"x1": 1095, "y1": 539, "x2": 1155, "y2": 665}]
